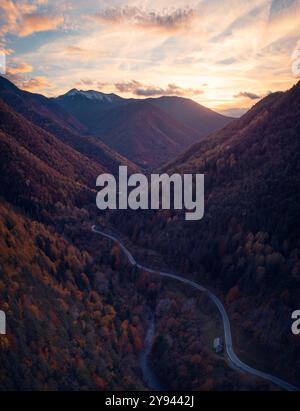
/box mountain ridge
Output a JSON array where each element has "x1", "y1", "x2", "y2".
[
  {"x1": 55, "y1": 85, "x2": 233, "y2": 168},
  {"x1": 108, "y1": 80, "x2": 300, "y2": 387},
  {"x1": 61, "y1": 88, "x2": 124, "y2": 103},
  {"x1": 90, "y1": 99, "x2": 202, "y2": 168},
  {"x1": 0, "y1": 76, "x2": 139, "y2": 175}
]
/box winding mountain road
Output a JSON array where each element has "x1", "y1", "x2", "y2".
[{"x1": 91, "y1": 225, "x2": 299, "y2": 392}]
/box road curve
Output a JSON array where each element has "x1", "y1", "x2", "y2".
[{"x1": 91, "y1": 225, "x2": 299, "y2": 392}]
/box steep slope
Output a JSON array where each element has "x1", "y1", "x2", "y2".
[
  {"x1": 148, "y1": 95, "x2": 233, "y2": 137},
  {"x1": 92, "y1": 100, "x2": 200, "y2": 168},
  {"x1": 0, "y1": 92, "x2": 150, "y2": 390},
  {"x1": 109, "y1": 81, "x2": 300, "y2": 386},
  {"x1": 0, "y1": 77, "x2": 139, "y2": 175},
  {"x1": 0, "y1": 76, "x2": 86, "y2": 134},
  {"x1": 55, "y1": 88, "x2": 233, "y2": 168},
  {"x1": 0, "y1": 99, "x2": 106, "y2": 185},
  {"x1": 0, "y1": 100, "x2": 99, "y2": 215},
  {"x1": 0, "y1": 200, "x2": 152, "y2": 390},
  {"x1": 55, "y1": 88, "x2": 126, "y2": 131}
]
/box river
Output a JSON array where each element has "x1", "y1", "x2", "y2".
[{"x1": 139, "y1": 315, "x2": 164, "y2": 391}]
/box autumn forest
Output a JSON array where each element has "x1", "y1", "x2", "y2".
[{"x1": 0, "y1": 74, "x2": 300, "y2": 391}]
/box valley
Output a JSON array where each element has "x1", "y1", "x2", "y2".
[
  {"x1": 0, "y1": 76, "x2": 300, "y2": 391},
  {"x1": 54, "y1": 87, "x2": 233, "y2": 169},
  {"x1": 91, "y1": 224, "x2": 298, "y2": 391},
  {"x1": 107, "y1": 81, "x2": 300, "y2": 388}
]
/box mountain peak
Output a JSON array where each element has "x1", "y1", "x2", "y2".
[
  {"x1": 65, "y1": 88, "x2": 79, "y2": 95},
  {"x1": 61, "y1": 88, "x2": 122, "y2": 103}
]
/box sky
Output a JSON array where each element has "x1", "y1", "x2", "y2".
[{"x1": 0, "y1": 0, "x2": 300, "y2": 116}]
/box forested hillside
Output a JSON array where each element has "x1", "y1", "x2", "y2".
[
  {"x1": 0, "y1": 91, "x2": 150, "y2": 390},
  {"x1": 55, "y1": 86, "x2": 232, "y2": 169},
  {"x1": 1, "y1": 75, "x2": 299, "y2": 390},
  {"x1": 108, "y1": 81, "x2": 300, "y2": 386},
  {"x1": 0, "y1": 201, "x2": 149, "y2": 390},
  {"x1": 0, "y1": 77, "x2": 139, "y2": 176}
]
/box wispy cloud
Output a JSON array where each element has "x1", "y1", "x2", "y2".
[
  {"x1": 18, "y1": 13, "x2": 64, "y2": 37},
  {"x1": 21, "y1": 75, "x2": 53, "y2": 91},
  {"x1": 65, "y1": 46, "x2": 85, "y2": 53},
  {"x1": 234, "y1": 91, "x2": 261, "y2": 100},
  {"x1": 78, "y1": 78, "x2": 94, "y2": 86},
  {"x1": 1, "y1": 0, "x2": 300, "y2": 112},
  {"x1": 217, "y1": 57, "x2": 237, "y2": 65},
  {"x1": 89, "y1": 6, "x2": 197, "y2": 33},
  {"x1": 63, "y1": 45, "x2": 103, "y2": 60},
  {"x1": 7, "y1": 61, "x2": 32, "y2": 74},
  {"x1": 0, "y1": 1, "x2": 64, "y2": 38},
  {"x1": 4, "y1": 70, "x2": 53, "y2": 92},
  {"x1": 114, "y1": 80, "x2": 204, "y2": 97}
]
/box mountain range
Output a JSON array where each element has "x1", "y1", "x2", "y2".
[
  {"x1": 0, "y1": 77, "x2": 233, "y2": 170},
  {"x1": 110, "y1": 80, "x2": 300, "y2": 388},
  {"x1": 1, "y1": 74, "x2": 299, "y2": 390},
  {"x1": 0, "y1": 77, "x2": 150, "y2": 391},
  {"x1": 55, "y1": 87, "x2": 233, "y2": 168}
]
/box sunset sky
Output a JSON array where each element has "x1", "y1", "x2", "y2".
[{"x1": 1, "y1": 0, "x2": 300, "y2": 116}]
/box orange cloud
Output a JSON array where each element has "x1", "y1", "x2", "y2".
[
  {"x1": 64, "y1": 45, "x2": 99, "y2": 59},
  {"x1": 65, "y1": 46, "x2": 85, "y2": 53},
  {"x1": 0, "y1": 0, "x2": 19, "y2": 36},
  {"x1": 21, "y1": 76, "x2": 53, "y2": 91},
  {"x1": 7, "y1": 62, "x2": 33, "y2": 74},
  {"x1": 114, "y1": 80, "x2": 203, "y2": 97},
  {"x1": 18, "y1": 13, "x2": 64, "y2": 37},
  {"x1": 0, "y1": 1, "x2": 53, "y2": 37},
  {"x1": 0, "y1": 46, "x2": 13, "y2": 55}
]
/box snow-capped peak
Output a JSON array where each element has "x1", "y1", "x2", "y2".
[{"x1": 63, "y1": 88, "x2": 119, "y2": 103}]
